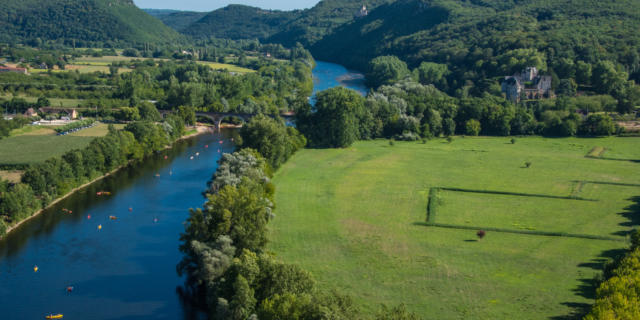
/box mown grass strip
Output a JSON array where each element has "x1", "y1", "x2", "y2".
[
  {"x1": 415, "y1": 222, "x2": 625, "y2": 242},
  {"x1": 578, "y1": 181, "x2": 640, "y2": 188},
  {"x1": 586, "y1": 146, "x2": 606, "y2": 158},
  {"x1": 439, "y1": 187, "x2": 597, "y2": 201},
  {"x1": 426, "y1": 188, "x2": 439, "y2": 222}
]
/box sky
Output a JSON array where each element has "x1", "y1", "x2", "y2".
[{"x1": 133, "y1": 0, "x2": 321, "y2": 11}]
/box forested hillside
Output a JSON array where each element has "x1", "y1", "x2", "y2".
[
  {"x1": 0, "y1": 0, "x2": 183, "y2": 46},
  {"x1": 183, "y1": 5, "x2": 300, "y2": 40},
  {"x1": 267, "y1": 0, "x2": 392, "y2": 47},
  {"x1": 178, "y1": 0, "x2": 391, "y2": 45},
  {"x1": 143, "y1": 9, "x2": 207, "y2": 31},
  {"x1": 312, "y1": 0, "x2": 640, "y2": 83}
]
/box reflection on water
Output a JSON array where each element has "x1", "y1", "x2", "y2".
[{"x1": 0, "y1": 131, "x2": 234, "y2": 320}]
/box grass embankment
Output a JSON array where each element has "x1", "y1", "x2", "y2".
[{"x1": 269, "y1": 136, "x2": 640, "y2": 319}]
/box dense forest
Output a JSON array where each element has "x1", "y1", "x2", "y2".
[
  {"x1": 143, "y1": 9, "x2": 207, "y2": 31},
  {"x1": 312, "y1": 0, "x2": 640, "y2": 88},
  {"x1": 183, "y1": 5, "x2": 300, "y2": 40},
  {"x1": 0, "y1": 0, "x2": 183, "y2": 46}
]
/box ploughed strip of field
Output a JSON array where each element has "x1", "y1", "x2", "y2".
[{"x1": 269, "y1": 136, "x2": 640, "y2": 319}]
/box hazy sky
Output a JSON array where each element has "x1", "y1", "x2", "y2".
[{"x1": 133, "y1": 0, "x2": 321, "y2": 11}]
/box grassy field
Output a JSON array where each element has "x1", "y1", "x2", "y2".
[
  {"x1": 9, "y1": 125, "x2": 57, "y2": 137},
  {"x1": 0, "y1": 122, "x2": 119, "y2": 165},
  {"x1": 68, "y1": 123, "x2": 125, "y2": 137},
  {"x1": 269, "y1": 136, "x2": 640, "y2": 319},
  {"x1": 0, "y1": 135, "x2": 95, "y2": 165}
]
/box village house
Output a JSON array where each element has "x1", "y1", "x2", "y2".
[
  {"x1": 0, "y1": 66, "x2": 28, "y2": 75},
  {"x1": 39, "y1": 107, "x2": 78, "y2": 120},
  {"x1": 23, "y1": 108, "x2": 38, "y2": 117},
  {"x1": 355, "y1": 4, "x2": 368, "y2": 17},
  {"x1": 501, "y1": 67, "x2": 554, "y2": 102}
]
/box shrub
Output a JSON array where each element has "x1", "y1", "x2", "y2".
[
  {"x1": 511, "y1": 138, "x2": 517, "y2": 144},
  {"x1": 477, "y1": 230, "x2": 486, "y2": 239},
  {"x1": 465, "y1": 119, "x2": 481, "y2": 136},
  {"x1": 446, "y1": 136, "x2": 453, "y2": 143},
  {"x1": 389, "y1": 139, "x2": 395, "y2": 146},
  {"x1": 0, "y1": 220, "x2": 6, "y2": 237},
  {"x1": 393, "y1": 131, "x2": 420, "y2": 141},
  {"x1": 524, "y1": 161, "x2": 532, "y2": 168}
]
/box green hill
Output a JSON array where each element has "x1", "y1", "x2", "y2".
[
  {"x1": 143, "y1": 9, "x2": 207, "y2": 32},
  {"x1": 311, "y1": 0, "x2": 640, "y2": 79},
  {"x1": 183, "y1": 5, "x2": 300, "y2": 40},
  {"x1": 0, "y1": 0, "x2": 184, "y2": 45},
  {"x1": 267, "y1": 0, "x2": 392, "y2": 47}
]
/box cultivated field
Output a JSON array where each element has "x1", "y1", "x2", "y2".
[
  {"x1": 72, "y1": 56, "x2": 255, "y2": 73},
  {"x1": 269, "y1": 136, "x2": 640, "y2": 319}
]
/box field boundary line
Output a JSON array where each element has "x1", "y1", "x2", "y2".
[
  {"x1": 438, "y1": 187, "x2": 597, "y2": 201},
  {"x1": 415, "y1": 222, "x2": 625, "y2": 242},
  {"x1": 576, "y1": 181, "x2": 640, "y2": 188},
  {"x1": 426, "y1": 188, "x2": 439, "y2": 222}
]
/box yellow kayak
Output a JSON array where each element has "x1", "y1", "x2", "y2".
[{"x1": 45, "y1": 314, "x2": 63, "y2": 319}]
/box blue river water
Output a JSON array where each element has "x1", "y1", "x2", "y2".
[
  {"x1": 0, "y1": 61, "x2": 365, "y2": 319},
  {"x1": 312, "y1": 61, "x2": 368, "y2": 98},
  {"x1": 0, "y1": 133, "x2": 234, "y2": 320}
]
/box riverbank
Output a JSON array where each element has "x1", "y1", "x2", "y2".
[{"x1": 0, "y1": 125, "x2": 212, "y2": 240}]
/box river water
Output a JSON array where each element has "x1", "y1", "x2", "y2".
[
  {"x1": 0, "y1": 61, "x2": 365, "y2": 320},
  {"x1": 312, "y1": 61, "x2": 368, "y2": 98}
]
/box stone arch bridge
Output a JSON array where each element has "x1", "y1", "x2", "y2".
[{"x1": 159, "y1": 110, "x2": 295, "y2": 132}]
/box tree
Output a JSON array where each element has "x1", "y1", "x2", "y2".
[
  {"x1": 302, "y1": 87, "x2": 368, "y2": 148},
  {"x1": 240, "y1": 115, "x2": 305, "y2": 170},
  {"x1": 366, "y1": 56, "x2": 411, "y2": 88},
  {"x1": 557, "y1": 79, "x2": 577, "y2": 97},
  {"x1": 580, "y1": 114, "x2": 616, "y2": 136},
  {"x1": 592, "y1": 61, "x2": 628, "y2": 95},
  {"x1": 138, "y1": 102, "x2": 162, "y2": 122},
  {"x1": 465, "y1": 119, "x2": 481, "y2": 136},
  {"x1": 415, "y1": 62, "x2": 448, "y2": 88}
]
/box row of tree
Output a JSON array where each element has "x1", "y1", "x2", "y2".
[
  {"x1": 0, "y1": 114, "x2": 188, "y2": 236},
  {"x1": 584, "y1": 229, "x2": 640, "y2": 319},
  {"x1": 297, "y1": 80, "x2": 623, "y2": 149},
  {"x1": 365, "y1": 56, "x2": 640, "y2": 114}
]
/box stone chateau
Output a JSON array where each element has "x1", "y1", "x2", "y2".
[{"x1": 501, "y1": 67, "x2": 553, "y2": 102}]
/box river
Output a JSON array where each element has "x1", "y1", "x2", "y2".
[
  {"x1": 0, "y1": 61, "x2": 365, "y2": 319},
  {"x1": 312, "y1": 61, "x2": 368, "y2": 98}
]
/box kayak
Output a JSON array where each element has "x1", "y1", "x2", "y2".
[{"x1": 45, "y1": 314, "x2": 63, "y2": 319}]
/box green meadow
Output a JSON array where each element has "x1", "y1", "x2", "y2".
[
  {"x1": 269, "y1": 136, "x2": 640, "y2": 319},
  {"x1": 0, "y1": 135, "x2": 95, "y2": 166}
]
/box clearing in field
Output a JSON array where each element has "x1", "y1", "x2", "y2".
[{"x1": 269, "y1": 136, "x2": 640, "y2": 319}]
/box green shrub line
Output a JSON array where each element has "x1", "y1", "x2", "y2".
[
  {"x1": 426, "y1": 187, "x2": 439, "y2": 222},
  {"x1": 576, "y1": 180, "x2": 640, "y2": 188},
  {"x1": 415, "y1": 222, "x2": 625, "y2": 242},
  {"x1": 439, "y1": 187, "x2": 597, "y2": 201},
  {"x1": 0, "y1": 164, "x2": 29, "y2": 170},
  {"x1": 54, "y1": 119, "x2": 95, "y2": 134}
]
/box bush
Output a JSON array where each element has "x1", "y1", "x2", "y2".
[
  {"x1": 477, "y1": 230, "x2": 486, "y2": 239},
  {"x1": 510, "y1": 138, "x2": 516, "y2": 144},
  {"x1": 393, "y1": 131, "x2": 420, "y2": 141},
  {"x1": 465, "y1": 119, "x2": 481, "y2": 136},
  {"x1": 0, "y1": 220, "x2": 6, "y2": 237}
]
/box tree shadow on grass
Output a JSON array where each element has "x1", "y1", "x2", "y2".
[{"x1": 556, "y1": 196, "x2": 640, "y2": 319}]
